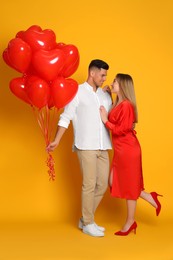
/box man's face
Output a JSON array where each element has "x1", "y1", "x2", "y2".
[{"x1": 91, "y1": 68, "x2": 107, "y2": 87}]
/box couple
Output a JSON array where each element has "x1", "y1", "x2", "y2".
[{"x1": 47, "y1": 59, "x2": 162, "y2": 237}]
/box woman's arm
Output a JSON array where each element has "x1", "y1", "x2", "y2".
[{"x1": 100, "y1": 102, "x2": 135, "y2": 136}]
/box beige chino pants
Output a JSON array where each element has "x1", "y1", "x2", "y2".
[{"x1": 76, "y1": 149, "x2": 109, "y2": 225}]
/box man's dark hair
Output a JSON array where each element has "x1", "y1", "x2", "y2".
[{"x1": 89, "y1": 59, "x2": 109, "y2": 70}]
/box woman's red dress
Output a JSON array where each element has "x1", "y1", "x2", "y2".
[{"x1": 105, "y1": 100, "x2": 144, "y2": 200}]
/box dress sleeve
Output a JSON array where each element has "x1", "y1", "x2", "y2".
[{"x1": 105, "y1": 102, "x2": 135, "y2": 136}]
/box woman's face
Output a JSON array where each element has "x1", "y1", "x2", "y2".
[{"x1": 111, "y1": 78, "x2": 120, "y2": 93}]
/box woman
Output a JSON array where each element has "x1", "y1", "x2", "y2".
[{"x1": 100, "y1": 73, "x2": 162, "y2": 236}]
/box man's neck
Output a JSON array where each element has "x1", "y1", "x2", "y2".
[{"x1": 86, "y1": 79, "x2": 98, "y2": 92}]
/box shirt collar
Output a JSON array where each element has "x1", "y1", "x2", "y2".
[{"x1": 85, "y1": 82, "x2": 100, "y2": 93}]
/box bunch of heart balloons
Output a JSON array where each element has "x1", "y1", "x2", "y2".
[{"x1": 3, "y1": 25, "x2": 80, "y2": 180}]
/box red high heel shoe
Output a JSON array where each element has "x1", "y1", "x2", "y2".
[
  {"x1": 150, "y1": 192, "x2": 163, "y2": 216},
  {"x1": 114, "y1": 222, "x2": 137, "y2": 236}
]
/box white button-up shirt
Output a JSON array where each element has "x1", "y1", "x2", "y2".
[{"x1": 58, "y1": 82, "x2": 112, "y2": 150}]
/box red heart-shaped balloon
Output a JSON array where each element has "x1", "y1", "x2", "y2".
[
  {"x1": 9, "y1": 77, "x2": 31, "y2": 104},
  {"x1": 17, "y1": 25, "x2": 56, "y2": 52},
  {"x1": 58, "y1": 44, "x2": 80, "y2": 78},
  {"x1": 56, "y1": 42, "x2": 66, "y2": 49},
  {"x1": 26, "y1": 76, "x2": 50, "y2": 108},
  {"x1": 51, "y1": 77, "x2": 78, "y2": 108},
  {"x1": 4, "y1": 38, "x2": 32, "y2": 73},
  {"x1": 32, "y1": 49, "x2": 65, "y2": 81},
  {"x1": 3, "y1": 48, "x2": 13, "y2": 68}
]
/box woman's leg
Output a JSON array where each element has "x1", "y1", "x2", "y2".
[
  {"x1": 109, "y1": 169, "x2": 113, "y2": 187},
  {"x1": 140, "y1": 190, "x2": 157, "y2": 208},
  {"x1": 121, "y1": 199, "x2": 137, "y2": 232}
]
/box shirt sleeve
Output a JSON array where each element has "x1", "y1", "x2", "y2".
[
  {"x1": 105, "y1": 102, "x2": 134, "y2": 136},
  {"x1": 58, "y1": 93, "x2": 79, "y2": 129}
]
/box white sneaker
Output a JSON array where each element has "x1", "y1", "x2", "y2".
[
  {"x1": 94, "y1": 222, "x2": 105, "y2": 232},
  {"x1": 78, "y1": 218, "x2": 105, "y2": 232},
  {"x1": 83, "y1": 223, "x2": 104, "y2": 237}
]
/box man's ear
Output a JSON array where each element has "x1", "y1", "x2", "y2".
[{"x1": 90, "y1": 69, "x2": 96, "y2": 77}]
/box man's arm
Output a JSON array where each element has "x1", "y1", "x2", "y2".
[
  {"x1": 46, "y1": 126, "x2": 66, "y2": 152},
  {"x1": 47, "y1": 90, "x2": 79, "y2": 152}
]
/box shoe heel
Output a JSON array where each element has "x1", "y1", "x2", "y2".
[
  {"x1": 155, "y1": 192, "x2": 163, "y2": 197},
  {"x1": 114, "y1": 221, "x2": 137, "y2": 236},
  {"x1": 150, "y1": 192, "x2": 163, "y2": 216}
]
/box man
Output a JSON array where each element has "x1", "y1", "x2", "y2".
[{"x1": 47, "y1": 59, "x2": 112, "y2": 237}]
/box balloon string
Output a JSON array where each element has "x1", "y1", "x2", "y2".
[
  {"x1": 45, "y1": 105, "x2": 51, "y2": 144},
  {"x1": 40, "y1": 107, "x2": 49, "y2": 145},
  {"x1": 49, "y1": 107, "x2": 59, "y2": 142},
  {"x1": 32, "y1": 107, "x2": 45, "y2": 139},
  {"x1": 45, "y1": 106, "x2": 58, "y2": 181},
  {"x1": 32, "y1": 105, "x2": 57, "y2": 180}
]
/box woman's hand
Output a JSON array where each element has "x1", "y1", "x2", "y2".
[
  {"x1": 102, "y1": 85, "x2": 113, "y2": 104},
  {"x1": 102, "y1": 85, "x2": 111, "y2": 94},
  {"x1": 100, "y1": 105, "x2": 108, "y2": 124}
]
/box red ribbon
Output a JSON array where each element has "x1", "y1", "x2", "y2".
[
  {"x1": 46, "y1": 152, "x2": 56, "y2": 181},
  {"x1": 32, "y1": 105, "x2": 58, "y2": 180}
]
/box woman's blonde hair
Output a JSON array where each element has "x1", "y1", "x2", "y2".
[{"x1": 115, "y1": 73, "x2": 138, "y2": 122}]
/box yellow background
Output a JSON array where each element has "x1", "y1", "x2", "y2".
[{"x1": 0, "y1": 0, "x2": 173, "y2": 259}]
